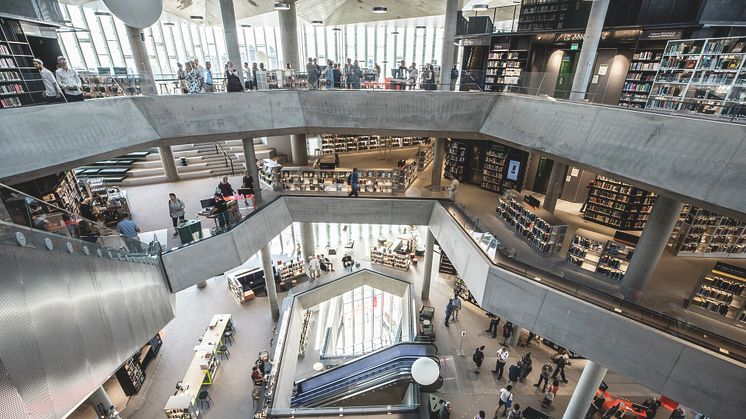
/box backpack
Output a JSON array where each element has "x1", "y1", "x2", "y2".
[{"x1": 472, "y1": 350, "x2": 481, "y2": 363}]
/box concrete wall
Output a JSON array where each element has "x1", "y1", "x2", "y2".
[{"x1": 1, "y1": 91, "x2": 745, "y2": 217}]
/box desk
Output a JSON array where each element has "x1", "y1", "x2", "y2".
[{"x1": 202, "y1": 314, "x2": 231, "y2": 347}]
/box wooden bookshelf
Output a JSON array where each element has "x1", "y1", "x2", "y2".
[
  {"x1": 582, "y1": 175, "x2": 656, "y2": 231},
  {"x1": 370, "y1": 248, "x2": 410, "y2": 271},
  {"x1": 0, "y1": 18, "x2": 46, "y2": 108}
]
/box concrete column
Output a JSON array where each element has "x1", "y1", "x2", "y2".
[
  {"x1": 277, "y1": 0, "x2": 301, "y2": 71},
  {"x1": 291, "y1": 134, "x2": 309, "y2": 166},
  {"x1": 431, "y1": 138, "x2": 445, "y2": 190},
  {"x1": 508, "y1": 326, "x2": 525, "y2": 347},
  {"x1": 88, "y1": 385, "x2": 114, "y2": 415},
  {"x1": 300, "y1": 222, "x2": 315, "y2": 260},
  {"x1": 260, "y1": 245, "x2": 280, "y2": 320},
  {"x1": 542, "y1": 161, "x2": 568, "y2": 213},
  {"x1": 158, "y1": 146, "x2": 179, "y2": 182},
  {"x1": 568, "y1": 0, "x2": 610, "y2": 100},
  {"x1": 124, "y1": 25, "x2": 157, "y2": 95},
  {"x1": 219, "y1": 0, "x2": 245, "y2": 87},
  {"x1": 241, "y1": 138, "x2": 262, "y2": 205},
  {"x1": 563, "y1": 360, "x2": 607, "y2": 419},
  {"x1": 439, "y1": 0, "x2": 459, "y2": 90},
  {"x1": 421, "y1": 230, "x2": 435, "y2": 301},
  {"x1": 620, "y1": 195, "x2": 683, "y2": 303}
]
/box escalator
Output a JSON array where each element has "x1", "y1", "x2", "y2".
[{"x1": 291, "y1": 342, "x2": 440, "y2": 408}]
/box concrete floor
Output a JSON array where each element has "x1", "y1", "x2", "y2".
[{"x1": 103, "y1": 146, "x2": 732, "y2": 419}]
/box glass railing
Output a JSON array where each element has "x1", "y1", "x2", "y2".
[
  {"x1": 440, "y1": 198, "x2": 746, "y2": 364},
  {"x1": 0, "y1": 182, "x2": 161, "y2": 264}
]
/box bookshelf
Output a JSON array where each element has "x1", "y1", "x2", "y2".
[
  {"x1": 320, "y1": 134, "x2": 428, "y2": 155},
  {"x1": 444, "y1": 140, "x2": 467, "y2": 181},
  {"x1": 518, "y1": 0, "x2": 566, "y2": 32},
  {"x1": 258, "y1": 158, "x2": 282, "y2": 189},
  {"x1": 480, "y1": 143, "x2": 508, "y2": 192},
  {"x1": 566, "y1": 232, "x2": 636, "y2": 281},
  {"x1": 688, "y1": 262, "x2": 746, "y2": 325},
  {"x1": 281, "y1": 167, "x2": 403, "y2": 194},
  {"x1": 646, "y1": 36, "x2": 746, "y2": 117},
  {"x1": 582, "y1": 175, "x2": 656, "y2": 231},
  {"x1": 115, "y1": 356, "x2": 145, "y2": 396},
  {"x1": 0, "y1": 18, "x2": 46, "y2": 108},
  {"x1": 618, "y1": 50, "x2": 662, "y2": 108},
  {"x1": 485, "y1": 46, "x2": 527, "y2": 92},
  {"x1": 278, "y1": 260, "x2": 305, "y2": 282},
  {"x1": 416, "y1": 144, "x2": 433, "y2": 171},
  {"x1": 370, "y1": 247, "x2": 410, "y2": 271},
  {"x1": 497, "y1": 194, "x2": 567, "y2": 253},
  {"x1": 395, "y1": 159, "x2": 418, "y2": 190},
  {"x1": 667, "y1": 205, "x2": 746, "y2": 258}
]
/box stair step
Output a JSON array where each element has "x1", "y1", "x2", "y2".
[{"x1": 121, "y1": 173, "x2": 166, "y2": 186}]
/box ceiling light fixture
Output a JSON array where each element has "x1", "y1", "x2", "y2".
[
  {"x1": 312, "y1": 20, "x2": 323, "y2": 25},
  {"x1": 472, "y1": 4, "x2": 489, "y2": 10},
  {"x1": 372, "y1": 6, "x2": 388, "y2": 14},
  {"x1": 93, "y1": 11, "x2": 111, "y2": 16},
  {"x1": 391, "y1": 30, "x2": 399, "y2": 35},
  {"x1": 241, "y1": 24, "x2": 252, "y2": 28},
  {"x1": 332, "y1": 27, "x2": 342, "y2": 31},
  {"x1": 416, "y1": 25, "x2": 426, "y2": 29},
  {"x1": 163, "y1": 22, "x2": 176, "y2": 26},
  {"x1": 190, "y1": 15, "x2": 204, "y2": 20},
  {"x1": 274, "y1": 2, "x2": 290, "y2": 11}
]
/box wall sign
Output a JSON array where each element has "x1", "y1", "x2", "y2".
[
  {"x1": 639, "y1": 30, "x2": 684, "y2": 41},
  {"x1": 506, "y1": 160, "x2": 521, "y2": 181},
  {"x1": 570, "y1": 43, "x2": 580, "y2": 50},
  {"x1": 598, "y1": 64, "x2": 608, "y2": 76}
]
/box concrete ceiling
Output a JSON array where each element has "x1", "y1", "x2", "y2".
[{"x1": 60, "y1": 0, "x2": 519, "y2": 26}]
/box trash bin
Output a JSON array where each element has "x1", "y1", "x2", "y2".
[{"x1": 177, "y1": 219, "x2": 202, "y2": 244}]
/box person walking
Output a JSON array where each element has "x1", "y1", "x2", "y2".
[
  {"x1": 486, "y1": 314, "x2": 500, "y2": 338},
  {"x1": 534, "y1": 361, "x2": 554, "y2": 392},
  {"x1": 502, "y1": 321, "x2": 514, "y2": 345},
  {"x1": 116, "y1": 212, "x2": 142, "y2": 253},
  {"x1": 168, "y1": 193, "x2": 186, "y2": 236},
  {"x1": 496, "y1": 385, "x2": 514, "y2": 417},
  {"x1": 472, "y1": 346, "x2": 485, "y2": 373},
  {"x1": 491, "y1": 345, "x2": 509, "y2": 379},
  {"x1": 217, "y1": 176, "x2": 235, "y2": 197},
  {"x1": 451, "y1": 294, "x2": 462, "y2": 320},
  {"x1": 541, "y1": 379, "x2": 560, "y2": 408},
  {"x1": 55, "y1": 56, "x2": 84, "y2": 102},
  {"x1": 306, "y1": 57, "x2": 319, "y2": 89},
  {"x1": 551, "y1": 352, "x2": 569, "y2": 383},
  {"x1": 225, "y1": 61, "x2": 243, "y2": 92},
  {"x1": 33, "y1": 58, "x2": 63, "y2": 104},
  {"x1": 347, "y1": 168, "x2": 360, "y2": 197},
  {"x1": 444, "y1": 298, "x2": 454, "y2": 327}
]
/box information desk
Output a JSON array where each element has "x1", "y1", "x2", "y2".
[{"x1": 164, "y1": 314, "x2": 232, "y2": 419}]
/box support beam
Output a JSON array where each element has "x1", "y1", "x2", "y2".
[
  {"x1": 300, "y1": 222, "x2": 315, "y2": 261},
  {"x1": 439, "y1": 0, "x2": 459, "y2": 90},
  {"x1": 569, "y1": 0, "x2": 610, "y2": 100},
  {"x1": 260, "y1": 245, "x2": 280, "y2": 320},
  {"x1": 563, "y1": 360, "x2": 608, "y2": 419},
  {"x1": 158, "y1": 146, "x2": 179, "y2": 182},
  {"x1": 219, "y1": 0, "x2": 245, "y2": 86},
  {"x1": 124, "y1": 25, "x2": 157, "y2": 95},
  {"x1": 620, "y1": 195, "x2": 683, "y2": 303},
  {"x1": 431, "y1": 138, "x2": 445, "y2": 191},
  {"x1": 543, "y1": 161, "x2": 568, "y2": 213},
  {"x1": 421, "y1": 230, "x2": 435, "y2": 301},
  {"x1": 277, "y1": 0, "x2": 300, "y2": 71},
  {"x1": 290, "y1": 134, "x2": 308, "y2": 166},
  {"x1": 241, "y1": 138, "x2": 262, "y2": 205}
]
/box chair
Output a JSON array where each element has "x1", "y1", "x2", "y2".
[
  {"x1": 218, "y1": 344, "x2": 230, "y2": 360},
  {"x1": 223, "y1": 331, "x2": 234, "y2": 345},
  {"x1": 198, "y1": 390, "x2": 213, "y2": 408}
]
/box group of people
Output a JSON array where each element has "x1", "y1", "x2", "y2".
[
  {"x1": 306, "y1": 253, "x2": 355, "y2": 280},
  {"x1": 34, "y1": 55, "x2": 84, "y2": 104},
  {"x1": 305, "y1": 58, "x2": 375, "y2": 89},
  {"x1": 177, "y1": 58, "x2": 245, "y2": 94}
]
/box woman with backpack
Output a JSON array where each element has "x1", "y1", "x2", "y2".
[{"x1": 472, "y1": 345, "x2": 485, "y2": 373}]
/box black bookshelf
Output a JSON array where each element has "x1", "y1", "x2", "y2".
[
  {"x1": 444, "y1": 140, "x2": 467, "y2": 181},
  {"x1": 582, "y1": 175, "x2": 656, "y2": 231},
  {"x1": 480, "y1": 143, "x2": 508, "y2": 192},
  {"x1": 0, "y1": 18, "x2": 45, "y2": 108}
]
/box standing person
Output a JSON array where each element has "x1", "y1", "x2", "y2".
[
  {"x1": 343, "y1": 58, "x2": 353, "y2": 88},
  {"x1": 306, "y1": 57, "x2": 319, "y2": 89},
  {"x1": 472, "y1": 346, "x2": 485, "y2": 373},
  {"x1": 407, "y1": 62, "x2": 419, "y2": 90},
  {"x1": 243, "y1": 62, "x2": 251, "y2": 90},
  {"x1": 444, "y1": 298, "x2": 454, "y2": 327},
  {"x1": 496, "y1": 385, "x2": 513, "y2": 417},
  {"x1": 374, "y1": 63, "x2": 381, "y2": 82},
  {"x1": 225, "y1": 61, "x2": 243, "y2": 92},
  {"x1": 518, "y1": 352, "x2": 532, "y2": 382},
  {"x1": 396, "y1": 60, "x2": 407, "y2": 90},
  {"x1": 348, "y1": 60, "x2": 362, "y2": 89},
  {"x1": 308, "y1": 256, "x2": 321, "y2": 280},
  {"x1": 322, "y1": 60, "x2": 334, "y2": 89},
  {"x1": 177, "y1": 63, "x2": 188, "y2": 93},
  {"x1": 241, "y1": 170, "x2": 255, "y2": 205},
  {"x1": 251, "y1": 62, "x2": 259, "y2": 90},
  {"x1": 116, "y1": 213, "x2": 142, "y2": 253},
  {"x1": 534, "y1": 361, "x2": 554, "y2": 392},
  {"x1": 507, "y1": 404, "x2": 522, "y2": 419},
  {"x1": 193, "y1": 58, "x2": 205, "y2": 80},
  {"x1": 185, "y1": 62, "x2": 202, "y2": 94},
  {"x1": 210, "y1": 193, "x2": 229, "y2": 229},
  {"x1": 502, "y1": 321, "x2": 514, "y2": 345},
  {"x1": 79, "y1": 219, "x2": 100, "y2": 244},
  {"x1": 217, "y1": 176, "x2": 235, "y2": 197},
  {"x1": 449, "y1": 178, "x2": 459, "y2": 201},
  {"x1": 203, "y1": 61, "x2": 214, "y2": 93},
  {"x1": 486, "y1": 314, "x2": 500, "y2": 338},
  {"x1": 422, "y1": 63, "x2": 435, "y2": 90},
  {"x1": 492, "y1": 345, "x2": 509, "y2": 379},
  {"x1": 55, "y1": 56, "x2": 83, "y2": 102},
  {"x1": 168, "y1": 193, "x2": 186, "y2": 236},
  {"x1": 450, "y1": 64, "x2": 459, "y2": 90},
  {"x1": 451, "y1": 294, "x2": 462, "y2": 320},
  {"x1": 551, "y1": 352, "x2": 569, "y2": 383},
  {"x1": 332, "y1": 64, "x2": 342, "y2": 89},
  {"x1": 33, "y1": 58, "x2": 62, "y2": 103},
  {"x1": 347, "y1": 168, "x2": 360, "y2": 197}
]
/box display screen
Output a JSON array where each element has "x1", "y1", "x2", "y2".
[{"x1": 506, "y1": 160, "x2": 521, "y2": 181}]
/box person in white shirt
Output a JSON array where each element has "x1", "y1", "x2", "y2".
[
  {"x1": 55, "y1": 56, "x2": 83, "y2": 102},
  {"x1": 33, "y1": 58, "x2": 62, "y2": 104},
  {"x1": 193, "y1": 58, "x2": 205, "y2": 79},
  {"x1": 308, "y1": 256, "x2": 321, "y2": 280},
  {"x1": 492, "y1": 345, "x2": 510, "y2": 380},
  {"x1": 496, "y1": 385, "x2": 513, "y2": 417}
]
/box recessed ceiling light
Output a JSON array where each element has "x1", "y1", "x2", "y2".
[
  {"x1": 372, "y1": 6, "x2": 388, "y2": 14},
  {"x1": 332, "y1": 27, "x2": 342, "y2": 31},
  {"x1": 312, "y1": 20, "x2": 323, "y2": 25},
  {"x1": 472, "y1": 4, "x2": 489, "y2": 10},
  {"x1": 163, "y1": 22, "x2": 175, "y2": 26},
  {"x1": 94, "y1": 11, "x2": 111, "y2": 16},
  {"x1": 274, "y1": 2, "x2": 290, "y2": 10},
  {"x1": 382, "y1": 60, "x2": 388, "y2": 63},
  {"x1": 190, "y1": 15, "x2": 204, "y2": 20},
  {"x1": 241, "y1": 24, "x2": 251, "y2": 28},
  {"x1": 391, "y1": 30, "x2": 399, "y2": 35},
  {"x1": 416, "y1": 25, "x2": 426, "y2": 29}
]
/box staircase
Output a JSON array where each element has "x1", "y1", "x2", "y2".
[{"x1": 121, "y1": 139, "x2": 287, "y2": 186}]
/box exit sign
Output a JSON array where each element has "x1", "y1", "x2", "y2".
[{"x1": 570, "y1": 43, "x2": 580, "y2": 50}]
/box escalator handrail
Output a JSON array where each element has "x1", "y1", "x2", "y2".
[{"x1": 308, "y1": 369, "x2": 415, "y2": 407}]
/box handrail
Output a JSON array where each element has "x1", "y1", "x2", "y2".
[{"x1": 214, "y1": 142, "x2": 236, "y2": 176}]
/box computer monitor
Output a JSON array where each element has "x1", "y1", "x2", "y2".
[{"x1": 200, "y1": 198, "x2": 214, "y2": 209}]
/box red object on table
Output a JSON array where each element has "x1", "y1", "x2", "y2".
[{"x1": 658, "y1": 395, "x2": 678, "y2": 411}]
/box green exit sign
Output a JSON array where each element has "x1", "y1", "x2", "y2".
[{"x1": 570, "y1": 43, "x2": 580, "y2": 50}]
